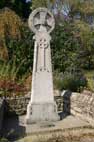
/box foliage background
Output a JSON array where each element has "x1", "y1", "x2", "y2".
[{"x1": 0, "y1": 0, "x2": 94, "y2": 95}]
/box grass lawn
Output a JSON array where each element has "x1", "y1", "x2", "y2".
[
  {"x1": 18, "y1": 135, "x2": 94, "y2": 142},
  {"x1": 17, "y1": 128, "x2": 94, "y2": 142}
]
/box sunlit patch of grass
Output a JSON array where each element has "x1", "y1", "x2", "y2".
[{"x1": 17, "y1": 127, "x2": 94, "y2": 142}]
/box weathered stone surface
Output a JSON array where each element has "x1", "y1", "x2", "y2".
[{"x1": 26, "y1": 8, "x2": 59, "y2": 123}]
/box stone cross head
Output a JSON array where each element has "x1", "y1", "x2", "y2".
[{"x1": 28, "y1": 7, "x2": 55, "y2": 34}]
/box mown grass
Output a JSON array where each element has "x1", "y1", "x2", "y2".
[
  {"x1": 18, "y1": 134, "x2": 94, "y2": 142},
  {"x1": 17, "y1": 128, "x2": 94, "y2": 142}
]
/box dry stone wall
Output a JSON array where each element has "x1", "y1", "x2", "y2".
[
  {"x1": 5, "y1": 95, "x2": 30, "y2": 116},
  {"x1": 70, "y1": 91, "x2": 94, "y2": 124},
  {"x1": 5, "y1": 90, "x2": 94, "y2": 125}
]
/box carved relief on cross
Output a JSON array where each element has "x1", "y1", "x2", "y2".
[
  {"x1": 28, "y1": 7, "x2": 55, "y2": 72},
  {"x1": 38, "y1": 37, "x2": 48, "y2": 71},
  {"x1": 35, "y1": 28, "x2": 51, "y2": 71}
]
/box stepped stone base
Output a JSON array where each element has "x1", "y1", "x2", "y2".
[{"x1": 26, "y1": 102, "x2": 59, "y2": 124}]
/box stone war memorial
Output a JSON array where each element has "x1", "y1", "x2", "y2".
[
  {"x1": 26, "y1": 7, "x2": 59, "y2": 123},
  {"x1": 0, "y1": 5, "x2": 94, "y2": 142}
]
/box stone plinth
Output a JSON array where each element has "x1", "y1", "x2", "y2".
[{"x1": 26, "y1": 103, "x2": 58, "y2": 123}]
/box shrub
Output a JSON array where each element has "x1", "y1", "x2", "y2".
[
  {"x1": 54, "y1": 71, "x2": 87, "y2": 92},
  {"x1": 0, "y1": 60, "x2": 28, "y2": 97},
  {"x1": 6, "y1": 25, "x2": 34, "y2": 76},
  {"x1": 84, "y1": 70, "x2": 94, "y2": 92},
  {"x1": 0, "y1": 138, "x2": 9, "y2": 142},
  {"x1": 0, "y1": 8, "x2": 23, "y2": 61},
  {"x1": 0, "y1": 80, "x2": 27, "y2": 97},
  {"x1": 51, "y1": 21, "x2": 80, "y2": 73}
]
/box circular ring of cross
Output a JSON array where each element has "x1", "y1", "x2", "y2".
[{"x1": 28, "y1": 7, "x2": 55, "y2": 34}]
